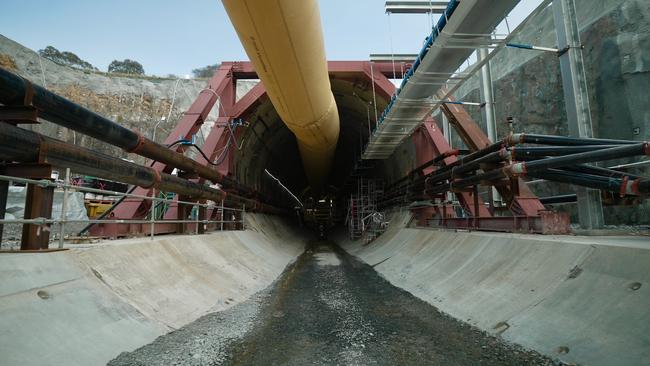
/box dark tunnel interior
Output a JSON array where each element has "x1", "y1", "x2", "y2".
[{"x1": 232, "y1": 78, "x2": 390, "y2": 206}]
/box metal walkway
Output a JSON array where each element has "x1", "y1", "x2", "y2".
[{"x1": 362, "y1": 0, "x2": 520, "y2": 159}]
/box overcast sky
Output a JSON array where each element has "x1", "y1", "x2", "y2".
[{"x1": 1, "y1": 0, "x2": 543, "y2": 77}]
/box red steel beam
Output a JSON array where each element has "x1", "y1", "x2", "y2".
[
  {"x1": 199, "y1": 82, "x2": 268, "y2": 179},
  {"x1": 229, "y1": 61, "x2": 413, "y2": 79},
  {"x1": 429, "y1": 211, "x2": 571, "y2": 234},
  {"x1": 441, "y1": 99, "x2": 546, "y2": 216},
  {"x1": 111, "y1": 64, "x2": 238, "y2": 220},
  {"x1": 17, "y1": 164, "x2": 54, "y2": 250},
  {"x1": 415, "y1": 120, "x2": 491, "y2": 217}
]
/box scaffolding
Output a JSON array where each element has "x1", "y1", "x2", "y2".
[{"x1": 346, "y1": 177, "x2": 387, "y2": 242}]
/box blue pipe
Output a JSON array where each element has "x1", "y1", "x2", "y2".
[{"x1": 507, "y1": 43, "x2": 534, "y2": 50}]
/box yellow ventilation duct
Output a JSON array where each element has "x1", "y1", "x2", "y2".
[{"x1": 222, "y1": 0, "x2": 340, "y2": 192}]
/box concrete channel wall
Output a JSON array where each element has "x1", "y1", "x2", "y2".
[
  {"x1": 0, "y1": 214, "x2": 305, "y2": 366},
  {"x1": 340, "y1": 213, "x2": 650, "y2": 366}
]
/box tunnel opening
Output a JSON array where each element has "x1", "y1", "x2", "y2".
[{"x1": 232, "y1": 76, "x2": 390, "y2": 236}]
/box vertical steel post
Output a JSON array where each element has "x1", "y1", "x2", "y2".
[
  {"x1": 553, "y1": 0, "x2": 604, "y2": 229},
  {"x1": 198, "y1": 201, "x2": 207, "y2": 234},
  {"x1": 149, "y1": 188, "x2": 156, "y2": 240},
  {"x1": 22, "y1": 182, "x2": 54, "y2": 250},
  {"x1": 0, "y1": 179, "x2": 8, "y2": 246},
  {"x1": 442, "y1": 113, "x2": 451, "y2": 145},
  {"x1": 441, "y1": 113, "x2": 455, "y2": 204},
  {"x1": 220, "y1": 199, "x2": 224, "y2": 231},
  {"x1": 58, "y1": 168, "x2": 70, "y2": 248},
  {"x1": 242, "y1": 204, "x2": 245, "y2": 230},
  {"x1": 176, "y1": 195, "x2": 190, "y2": 234},
  {"x1": 194, "y1": 202, "x2": 199, "y2": 235},
  {"x1": 478, "y1": 48, "x2": 497, "y2": 143},
  {"x1": 479, "y1": 47, "x2": 502, "y2": 209}
]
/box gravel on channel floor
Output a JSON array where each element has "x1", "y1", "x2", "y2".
[{"x1": 109, "y1": 240, "x2": 565, "y2": 366}]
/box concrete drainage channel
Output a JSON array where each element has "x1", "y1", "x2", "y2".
[
  {"x1": 109, "y1": 241, "x2": 556, "y2": 366},
  {"x1": 1, "y1": 213, "x2": 649, "y2": 365}
]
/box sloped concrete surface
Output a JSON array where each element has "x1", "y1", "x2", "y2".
[
  {"x1": 339, "y1": 213, "x2": 650, "y2": 366},
  {"x1": 0, "y1": 214, "x2": 304, "y2": 366},
  {"x1": 109, "y1": 242, "x2": 556, "y2": 366}
]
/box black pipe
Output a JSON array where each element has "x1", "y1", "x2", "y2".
[
  {"x1": 0, "y1": 67, "x2": 142, "y2": 150},
  {"x1": 563, "y1": 164, "x2": 643, "y2": 180},
  {"x1": 424, "y1": 150, "x2": 506, "y2": 188},
  {"x1": 529, "y1": 169, "x2": 648, "y2": 196},
  {"x1": 512, "y1": 133, "x2": 637, "y2": 146},
  {"x1": 0, "y1": 67, "x2": 256, "y2": 196},
  {"x1": 426, "y1": 143, "x2": 650, "y2": 195},
  {"x1": 528, "y1": 169, "x2": 625, "y2": 193},
  {"x1": 387, "y1": 149, "x2": 460, "y2": 189},
  {"x1": 539, "y1": 194, "x2": 577, "y2": 204},
  {"x1": 0, "y1": 123, "x2": 284, "y2": 213},
  {"x1": 511, "y1": 143, "x2": 649, "y2": 174},
  {"x1": 510, "y1": 145, "x2": 621, "y2": 159}
]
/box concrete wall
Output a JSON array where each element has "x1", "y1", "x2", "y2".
[
  {"x1": 0, "y1": 214, "x2": 305, "y2": 366},
  {"x1": 340, "y1": 213, "x2": 650, "y2": 366}
]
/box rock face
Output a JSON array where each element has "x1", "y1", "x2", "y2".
[{"x1": 0, "y1": 34, "x2": 217, "y2": 164}]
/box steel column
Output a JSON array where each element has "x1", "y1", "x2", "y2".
[
  {"x1": 20, "y1": 164, "x2": 54, "y2": 250},
  {"x1": 478, "y1": 48, "x2": 497, "y2": 143},
  {"x1": 177, "y1": 195, "x2": 191, "y2": 234},
  {"x1": 478, "y1": 47, "x2": 502, "y2": 208},
  {"x1": 198, "y1": 200, "x2": 207, "y2": 234},
  {"x1": 0, "y1": 179, "x2": 7, "y2": 245},
  {"x1": 553, "y1": 0, "x2": 604, "y2": 229}
]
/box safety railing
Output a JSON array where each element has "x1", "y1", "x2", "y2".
[{"x1": 0, "y1": 169, "x2": 245, "y2": 249}]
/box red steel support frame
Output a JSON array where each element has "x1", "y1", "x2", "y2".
[
  {"x1": 440, "y1": 101, "x2": 546, "y2": 216},
  {"x1": 91, "y1": 64, "x2": 237, "y2": 236},
  {"x1": 428, "y1": 98, "x2": 569, "y2": 233},
  {"x1": 100, "y1": 61, "x2": 406, "y2": 230},
  {"x1": 413, "y1": 119, "x2": 492, "y2": 218},
  {"x1": 90, "y1": 60, "x2": 564, "y2": 236},
  {"x1": 92, "y1": 62, "x2": 267, "y2": 237}
]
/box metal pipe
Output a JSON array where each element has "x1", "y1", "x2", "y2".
[
  {"x1": 223, "y1": 0, "x2": 340, "y2": 191},
  {"x1": 510, "y1": 145, "x2": 621, "y2": 159},
  {"x1": 0, "y1": 67, "x2": 251, "y2": 195},
  {"x1": 539, "y1": 194, "x2": 577, "y2": 205},
  {"x1": 508, "y1": 143, "x2": 650, "y2": 175},
  {"x1": 528, "y1": 169, "x2": 649, "y2": 195},
  {"x1": 149, "y1": 188, "x2": 156, "y2": 240},
  {"x1": 508, "y1": 133, "x2": 637, "y2": 146},
  {"x1": 424, "y1": 149, "x2": 508, "y2": 189},
  {"x1": 563, "y1": 164, "x2": 644, "y2": 180},
  {"x1": 0, "y1": 123, "x2": 280, "y2": 212},
  {"x1": 427, "y1": 143, "x2": 650, "y2": 195},
  {"x1": 388, "y1": 149, "x2": 459, "y2": 189}
]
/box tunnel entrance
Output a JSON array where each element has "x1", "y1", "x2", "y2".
[{"x1": 231, "y1": 75, "x2": 391, "y2": 237}]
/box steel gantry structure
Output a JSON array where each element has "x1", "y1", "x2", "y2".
[{"x1": 358, "y1": 0, "x2": 648, "y2": 231}]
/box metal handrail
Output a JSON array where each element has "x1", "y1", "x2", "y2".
[
  {"x1": 0, "y1": 174, "x2": 244, "y2": 211},
  {"x1": 0, "y1": 172, "x2": 245, "y2": 249}
]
